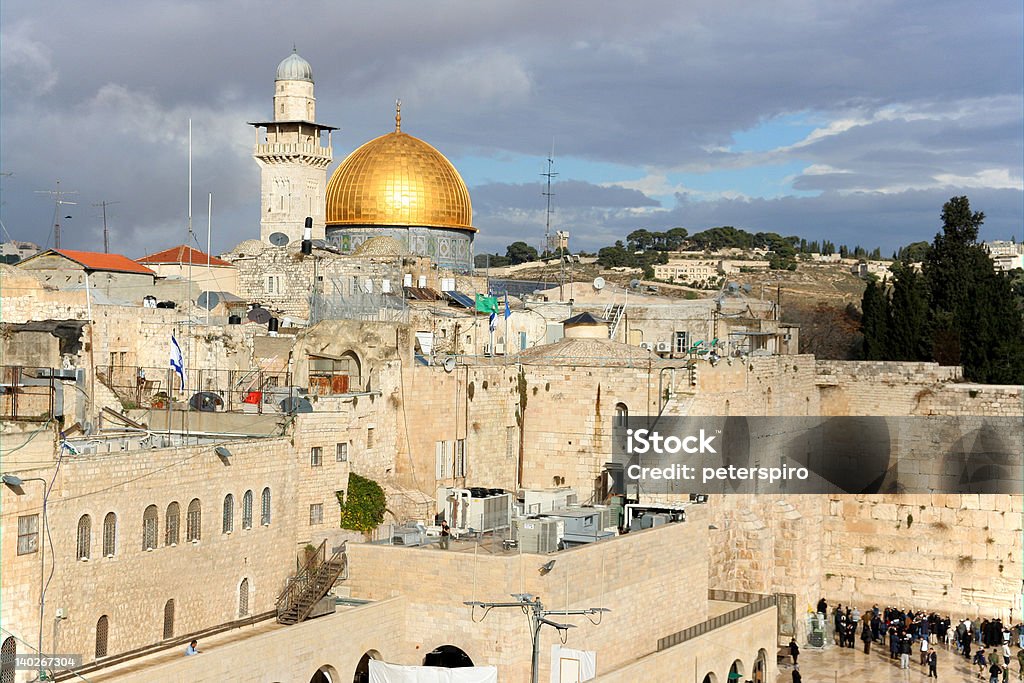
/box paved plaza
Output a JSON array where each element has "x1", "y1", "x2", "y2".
[{"x1": 777, "y1": 641, "x2": 1022, "y2": 682}]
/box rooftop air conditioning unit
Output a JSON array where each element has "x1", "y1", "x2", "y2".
[
  {"x1": 639, "y1": 342, "x2": 654, "y2": 351},
  {"x1": 513, "y1": 517, "x2": 563, "y2": 554},
  {"x1": 655, "y1": 341, "x2": 671, "y2": 353},
  {"x1": 493, "y1": 343, "x2": 505, "y2": 355}
]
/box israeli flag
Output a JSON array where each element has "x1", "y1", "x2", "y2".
[
  {"x1": 489, "y1": 310, "x2": 497, "y2": 333},
  {"x1": 170, "y1": 335, "x2": 186, "y2": 388},
  {"x1": 504, "y1": 293, "x2": 511, "y2": 320}
]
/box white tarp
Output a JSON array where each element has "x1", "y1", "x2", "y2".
[
  {"x1": 549, "y1": 645, "x2": 596, "y2": 683},
  {"x1": 368, "y1": 660, "x2": 499, "y2": 683},
  {"x1": 415, "y1": 331, "x2": 435, "y2": 355}
]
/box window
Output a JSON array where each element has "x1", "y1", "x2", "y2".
[
  {"x1": 265, "y1": 274, "x2": 284, "y2": 295},
  {"x1": 336, "y1": 442, "x2": 348, "y2": 462},
  {"x1": 1, "y1": 636, "x2": 15, "y2": 683},
  {"x1": 95, "y1": 615, "x2": 109, "y2": 658},
  {"x1": 506, "y1": 426, "x2": 517, "y2": 460},
  {"x1": 162, "y1": 599, "x2": 175, "y2": 640},
  {"x1": 165, "y1": 502, "x2": 180, "y2": 546},
  {"x1": 673, "y1": 331, "x2": 689, "y2": 354},
  {"x1": 260, "y1": 488, "x2": 271, "y2": 526},
  {"x1": 242, "y1": 491, "x2": 253, "y2": 530},
  {"x1": 614, "y1": 403, "x2": 629, "y2": 428},
  {"x1": 435, "y1": 440, "x2": 451, "y2": 480},
  {"x1": 102, "y1": 512, "x2": 117, "y2": 557},
  {"x1": 186, "y1": 499, "x2": 201, "y2": 542},
  {"x1": 142, "y1": 505, "x2": 158, "y2": 550},
  {"x1": 366, "y1": 427, "x2": 375, "y2": 449},
  {"x1": 455, "y1": 439, "x2": 466, "y2": 478},
  {"x1": 310, "y1": 446, "x2": 323, "y2": 467},
  {"x1": 238, "y1": 579, "x2": 250, "y2": 617},
  {"x1": 77, "y1": 515, "x2": 91, "y2": 560},
  {"x1": 309, "y1": 503, "x2": 324, "y2": 525},
  {"x1": 222, "y1": 494, "x2": 234, "y2": 534},
  {"x1": 17, "y1": 515, "x2": 39, "y2": 555},
  {"x1": 307, "y1": 354, "x2": 360, "y2": 396}
]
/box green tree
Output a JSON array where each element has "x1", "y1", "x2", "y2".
[
  {"x1": 505, "y1": 241, "x2": 538, "y2": 265},
  {"x1": 338, "y1": 473, "x2": 387, "y2": 534},
  {"x1": 896, "y1": 241, "x2": 930, "y2": 264},
  {"x1": 886, "y1": 263, "x2": 929, "y2": 361},
  {"x1": 859, "y1": 278, "x2": 890, "y2": 360},
  {"x1": 474, "y1": 253, "x2": 511, "y2": 268}
]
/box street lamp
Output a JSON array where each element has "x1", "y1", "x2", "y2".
[
  {"x1": 466, "y1": 582, "x2": 609, "y2": 683},
  {"x1": 3, "y1": 473, "x2": 51, "y2": 682}
]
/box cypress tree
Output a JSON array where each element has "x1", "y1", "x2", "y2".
[
  {"x1": 887, "y1": 263, "x2": 929, "y2": 361},
  {"x1": 860, "y1": 278, "x2": 890, "y2": 360}
]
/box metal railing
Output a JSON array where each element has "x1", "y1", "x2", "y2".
[
  {"x1": 1, "y1": 366, "x2": 58, "y2": 420},
  {"x1": 276, "y1": 539, "x2": 327, "y2": 621},
  {"x1": 96, "y1": 365, "x2": 291, "y2": 413},
  {"x1": 657, "y1": 592, "x2": 777, "y2": 651}
]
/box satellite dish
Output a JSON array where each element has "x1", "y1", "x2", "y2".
[
  {"x1": 268, "y1": 232, "x2": 290, "y2": 247},
  {"x1": 247, "y1": 306, "x2": 272, "y2": 324},
  {"x1": 279, "y1": 396, "x2": 314, "y2": 414},
  {"x1": 629, "y1": 279, "x2": 641, "y2": 289},
  {"x1": 196, "y1": 291, "x2": 220, "y2": 311},
  {"x1": 593, "y1": 277, "x2": 606, "y2": 291},
  {"x1": 442, "y1": 356, "x2": 457, "y2": 373}
]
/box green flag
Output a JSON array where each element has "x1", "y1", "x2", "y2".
[{"x1": 475, "y1": 294, "x2": 498, "y2": 313}]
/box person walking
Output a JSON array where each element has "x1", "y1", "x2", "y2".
[
  {"x1": 921, "y1": 636, "x2": 930, "y2": 665},
  {"x1": 927, "y1": 649, "x2": 938, "y2": 678},
  {"x1": 1016, "y1": 647, "x2": 1024, "y2": 680},
  {"x1": 991, "y1": 661, "x2": 1005, "y2": 683},
  {"x1": 789, "y1": 638, "x2": 800, "y2": 665},
  {"x1": 792, "y1": 665, "x2": 802, "y2": 683},
  {"x1": 439, "y1": 520, "x2": 451, "y2": 550},
  {"x1": 861, "y1": 622, "x2": 872, "y2": 654},
  {"x1": 901, "y1": 635, "x2": 912, "y2": 669}
]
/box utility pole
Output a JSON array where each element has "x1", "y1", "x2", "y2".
[
  {"x1": 35, "y1": 181, "x2": 78, "y2": 249},
  {"x1": 92, "y1": 201, "x2": 120, "y2": 253},
  {"x1": 465, "y1": 592, "x2": 609, "y2": 683}
]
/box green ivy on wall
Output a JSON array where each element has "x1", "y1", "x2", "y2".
[{"x1": 337, "y1": 472, "x2": 386, "y2": 533}]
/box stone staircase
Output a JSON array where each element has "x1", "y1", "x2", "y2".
[{"x1": 276, "y1": 540, "x2": 347, "y2": 625}]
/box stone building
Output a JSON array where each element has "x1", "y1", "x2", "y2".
[
  {"x1": 16, "y1": 249, "x2": 156, "y2": 303},
  {"x1": 136, "y1": 245, "x2": 239, "y2": 295}
]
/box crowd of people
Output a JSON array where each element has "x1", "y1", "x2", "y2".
[{"x1": 811, "y1": 598, "x2": 1023, "y2": 682}]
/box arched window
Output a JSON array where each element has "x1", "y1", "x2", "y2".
[
  {"x1": 162, "y1": 599, "x2": 175, "y2": 640},
  {"x1": 242, "y1": 490, "x2": 253, "y2": 530},
  {"x1": 102, "y1": 513, "x2": 117, "y2": 557},
  {"x1": 223, "y1": 494, "x2": 234, "y2": 534},
  {"x1": 165, "y1": 502, "x2": 180, "y2": 546},
  {"x1": 238, "y1": 578, "x2": 250, "y2": 617},
  {"x1": 186, "y1": 499, "x2": 202, "y2": 542},
  {"x1": 142, "y1": 505, "x2": 159, "y2": 550},
  {"x1": 95, "y1": 615, "x2": 109, "y2": 658},
  {"x1": 1, "y1": 636, "x2": 16, "y2": 683},
  {"x1": 77, "y1": 515, "x2": 91, "y2": 560},
  {"x1": 260, "y1": 488, "x2": 271, "y2": 526},
  {"x1": 614, "y1": 403, "x2": 628, "y2": 427}
]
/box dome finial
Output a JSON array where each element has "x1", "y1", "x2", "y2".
[
  {"x1": 292, "y1": 43, "x2": 296, "y2": 53},
  {"x1": 395, "y1": 99, "x2": 402, "y2": 133}
]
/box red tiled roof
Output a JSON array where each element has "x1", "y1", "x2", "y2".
[
  {"x1": 52, "y1": 250, "x2": 155, "y2": 275},
  {"x1": 137, "y1": 245, "x2": 232, "y2": 267}
]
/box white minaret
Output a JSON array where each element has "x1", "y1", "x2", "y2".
[{"x1": 250, "y1": 49, "x2": 336, "y2": 246}]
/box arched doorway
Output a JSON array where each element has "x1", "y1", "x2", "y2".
[
  {"x1": 423, "y1": 645, "x2": 473, "y2": 667},
  {"x1": 753, "y1": 648, "x2": 767, "y2": 683},
  {"x1": 729, "y1": 659, "x2": 745, "y2": 680},
  {"x1": 353, "y1": 650, "x2": 381, "y2": 683},
  {"x1": 701, "y1": 673, "x2": 718, "y2": 683},
  {"x1": 311, "y1": 664, "x2": 339, "y2": 683}
]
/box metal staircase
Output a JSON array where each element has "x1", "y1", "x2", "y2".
[
  {"x1": 603, "y1": 303, "x2": 626, "y2": 340},
  {"x1": 276, "y1": 540, "x2": 347, "y2": 625}
]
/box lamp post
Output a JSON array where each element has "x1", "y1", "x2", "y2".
[
  {"x1": 3, "y1": 473, "x2": 51, "y2": 682},
  {"x1": 465, "y1": 586, "x2": 609, "y2": 683}
]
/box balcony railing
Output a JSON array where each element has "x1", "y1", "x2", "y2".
[{"x1": 657, "y1": 591, "x2": 777, "y2": 651}]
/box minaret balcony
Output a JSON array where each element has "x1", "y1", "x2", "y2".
[{"x1": 254, "y1": 142, "x2": 333, "y2": 161}]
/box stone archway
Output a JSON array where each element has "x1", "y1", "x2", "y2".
[
  {"x1": 701, "y1": 673, "x2": 718, "y2": 683},
  {"x1": 423, "y1": 644, "x2": 474, "y2": 668},
  {"x1": 310, "y1": 664, "x2": 339, "y2": 683},
  {"x1": 353, "y1": 650, "x2": 381, "y2": 683},
  {"x1": 729, "y1": 659, "x2": 745, "y2": 680},
  {"x1": 753, "y1": 648, "x2": 767, "y2": 683}
]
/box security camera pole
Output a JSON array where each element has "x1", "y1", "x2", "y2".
[{"x1": 464, "y1": 593, "x2": 609, "y2": 683}]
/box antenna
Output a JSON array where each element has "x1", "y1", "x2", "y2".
[
  {"x1": 92, "y1": 200, "x2": 120, "y2": 253},
  {"x1": 541, "y1": 144, "x2": 557, "y2": 256},
  {"x1": 35, "y1": 180, "x2": 78, "y2": 249}
]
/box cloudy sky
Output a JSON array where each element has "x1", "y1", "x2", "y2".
[{"x1": 1, "y1": 1, "x2": 1021, "y2": 258}]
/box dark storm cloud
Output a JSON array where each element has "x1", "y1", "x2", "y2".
[
  {"x1": 0, "y1": 1, "x2": 1020, "y2": 256},
  {"x1": 472, "y1": 180, "x2": 659, "y2": 211}
]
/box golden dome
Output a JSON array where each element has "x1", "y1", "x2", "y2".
[{"x1": 325, "y1": 122, "x2": 474, "y2": 232}]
